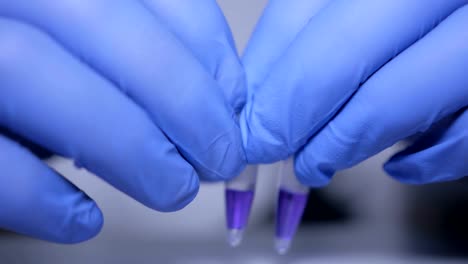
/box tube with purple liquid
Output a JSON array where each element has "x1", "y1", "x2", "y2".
[
  {"x1": 275, "y1": 158, "x2": 309, "y2": 255},
  {"x1": 225, "y1": 165, "x2": 258, "y2": 247}
]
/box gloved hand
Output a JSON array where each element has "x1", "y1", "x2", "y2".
[
  {"x1": 241, "y1": 0, "x2": 468, "y2": 186},
  {"x1": 0, "y1": 0, "x2": 246, "y2": 243}
]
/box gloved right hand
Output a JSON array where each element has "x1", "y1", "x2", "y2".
[
  {"x1": 0, "y1": 1, "x2": 246, "y2": 243},
  {"x1": 241, "y1": 0, "x2": 467, "y2": 185}
]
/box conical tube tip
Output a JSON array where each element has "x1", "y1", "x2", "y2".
[
  {"x1": 227, "y1": 229, "x2": 244, "y2": 247},
  {"x1": 274, "y1": 238, "x2": 291, "y2": 255}
]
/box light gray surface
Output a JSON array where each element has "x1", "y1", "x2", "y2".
[{"x1": 0, "y1": 224, "x2": 465, "y2": 264}]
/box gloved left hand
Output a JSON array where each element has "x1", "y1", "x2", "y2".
[
  {"x1": 241, "y1": 0, "x2": 468, "y2": 186},
  {"x1": 0, "y1": 0, "x2": 246, "y2": 243}
]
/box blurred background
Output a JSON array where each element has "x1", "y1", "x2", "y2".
[{"x1": 1, "y1": 0, "x2": 467, "y2": 263}]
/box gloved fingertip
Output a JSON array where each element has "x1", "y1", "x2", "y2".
[
  {"x1": 243, "y1": 142, "x2": 285, "y2": 164},
  {"x1": 193, "y1": 152, "x2": 246, "y2": 182},
  {"x1": 294, "y1": 153, "x2": 333, "y2": 188},
  {"x1": 133, "y1": 139, "x2": 201, "y2": 212},
  {"x1": 383, "y1": 157, "x2": 426, "y2": 185},
  {"x1": 157, "y1": 170, "x2": 200, "y2": 212},
  {"x1": 193, "y1": 125, "x2": 247, "y2": 182},
  {"x1": 215, "y1": 142, "x2": 247, "y2": 181},
  {"x1": 213, "y1": 158, "x2": 246, "y2": 182},
  {"x1": 239, "y1": 112, "x2": 289, "y2": 164},
  {"x1": 60, "y1": 199, "x2": 104, "y2": 244}
]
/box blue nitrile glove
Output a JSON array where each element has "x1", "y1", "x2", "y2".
[
  {"x1": 241, "y1": 0, "x2": 468, "y2": 186},
  {"x1": 0, "y1": 1, "x2": 246, "y2": 243}
]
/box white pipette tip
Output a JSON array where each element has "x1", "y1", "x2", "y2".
[
  {"x1": 227, "y1": 229, "x2": 244, "y2": 247},
  {"x1": 274, "y1": 238, "x2": 291, "y2": 255}
]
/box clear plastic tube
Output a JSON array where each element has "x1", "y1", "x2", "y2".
[
  {"x1": 224, "y1": 165, "x2": 258, "y2": 247},
  {"x1": 275, "y1": 157, "x2": 309, "y2": 255}
]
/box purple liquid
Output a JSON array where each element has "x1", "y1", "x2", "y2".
[
  {"x1": 225, "y1": 189, "x2": 254, "y2": 229},
  {"x1": 276, "y1": 189, "x2": 308, "y2": 240}
]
